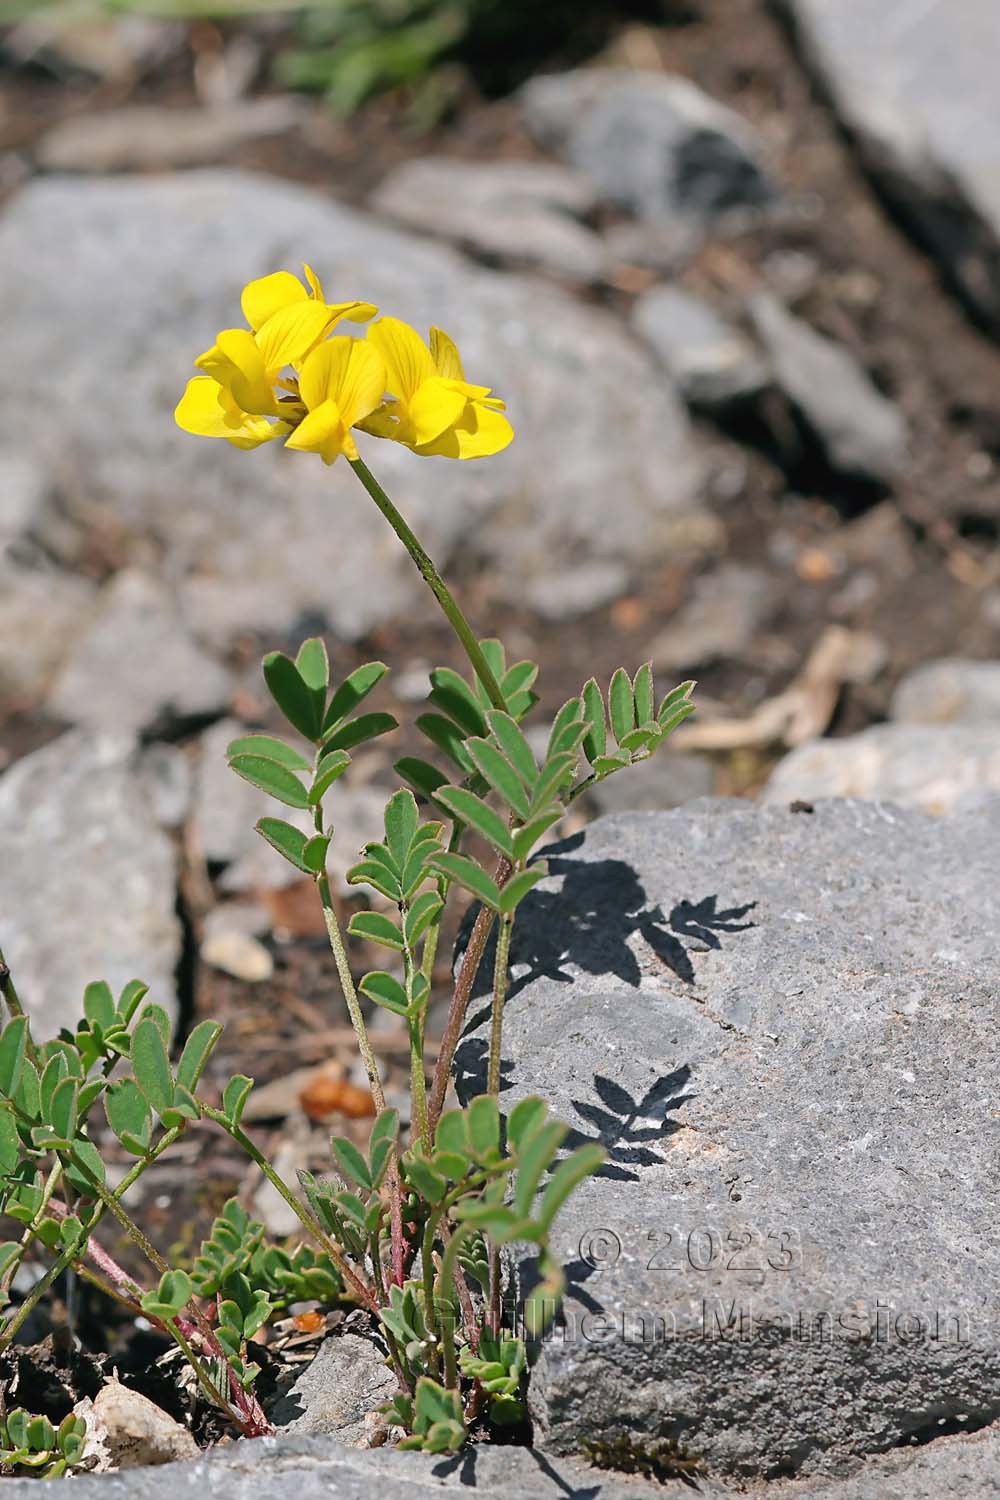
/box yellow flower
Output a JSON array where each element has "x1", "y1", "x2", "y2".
[
  {"x1": 174, "y1": 264, "x2": 376, "y2": 448},
  {"x1": 285, "y1": 336, "x2": 387, "y2": 466},
  {"x1": 362, "y1": 318, "x2": 513, "y2": 459}
]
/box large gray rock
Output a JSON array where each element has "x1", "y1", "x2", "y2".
[
  {"x1": 749, "y1": 294, "x2": 907, "y2": 482},
  {"x1": 520, "y1": 68, "x2": 775, "y2": 229},
  {"x1": 0, "y1": 731, "x2": 180, "y2": 1037},
  {"x1": 371, "y1": 157, "x2": 606, "y2": 281},
  {"x1": 0, "y1": 171, "x2": 707, "y2": 647},
  {"x1": 891, "y1": 658, "x2": 1000, "y2": 726},
  {"x1": 47, "y1": 569, "x2": 232, "y2": 733},
  {"x1": 777, "y1": 0, "x2": 1000, "y2": 332},
  {"x1": 764, "y1": 723, "x2": 1000, "y2": 814},
  {"x1": 458, "y1": 801, "x2": 1000, "y2": 1477}
]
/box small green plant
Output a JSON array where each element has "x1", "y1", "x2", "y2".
[
  {"x1": 0, "y1": 265, "x2": 695, "y2": 1453},
  {"x1": 0, "y1": 1409, "x2": 87, "y2": 1478}
]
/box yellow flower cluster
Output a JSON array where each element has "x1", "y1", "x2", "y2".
[{"x1": 174, "y1": 265, "x2": 513, "y2": 465}]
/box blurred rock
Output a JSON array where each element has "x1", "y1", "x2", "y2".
[
  {"x1": 371, "y1": 157, "x2": 605, "y2": 281},
  {"x1": 891, "y1": 658, "x2": 1000, "y2": 726},
  {"x1": 633, "y1": 285, "x2": 768, "y2": 409},
  {"x1": 749, "y1": 293, "x2": 907, "y2": 481},
  {"x1": 137, "y1": 743, "x2": 192, "y2": 830},
  {"x1": 779, "y1": 0, "x2": 1000, "y2": 332},
  {"x1": 201, "y1": 929, "x2": 272, "y2": 983},
  {"x1": 75, "y1": 1380, "x2": 197, "y2": 1471},
  {"x1": 0, "y1": 455, "x2": 48, "y2": 546},
  {"x1": 765, "y1": 723, "x2": 1000, "y2": 814},
  {"x1": 47, "y1": 569, "x2": 232, "y2": 734},
  {"x1": 651, "y1": 564, "x2": 774, "y2": 669},
  {"x1": 5, "y1": 15, "x2": 182, "y2": 82},
  {"x1": 0, "y1": 171, "x2": 708, "y2": 646},
  {"x1": 36, "y1": 99, "x2": 305, "y2": 173},
  {"x1": 0, "y1": 731, "x2": 180, "y2": 1038},
  {"x1": 524, "y1": 559, "x2": 629, "y2": 621},
  {"x1": 520, "y1": 68, "x2": 775, "y2": 228},
  {"x1": 271, "y1": 1333, "x2": 396, "y2": 1444},
  {"x1": 603, "y1": 218, "x2": 704, "y2": 275},
  {"x1": 0, "y1": 561, "x2": 95, "y2": 703},
  {"x1": 588, "y1": 750, "x2": 715, "y2": 814}
]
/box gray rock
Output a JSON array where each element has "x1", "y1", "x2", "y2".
[
  {"x1": 47, "y1": 569, "x2": 232, "y2": 733},
  {"x1": 525, "y1": 559, "x2": 629, "y2": 621},
  {"x1": 633, "y1": 286, "x2": 768, "y2": 409},
  {"x1": 764, "y1": 722, "x2": 1000, "y2": 815},
  {"x1": 0, "y1": 1432, "x2": 706, "y2": 1499},
  {"x1": 520, "y1": 69, "x2": 775, "y2": 228},
  {"x1": 777, "y1": 0, "x2": 1000, "y2": 332},
  {"x1": 36, "y1": 99, "x2": 305, "y2": 173},
  {"x1": 0, "y1": 731, "x2": 180, "y2": 1038},
  {"x1": 0, "y1": 561, "x2": 96, "y2": 703},
  {"x1": 0, "y1": 455, "x2": 48, "y2": 544},
  {"x1": 891, "y1": 658, "x2": 1000, "y2": 726},
  {"x1": 137, "y1": 743, "x2": 193, "y2": 830},
  {"x1": 0, "y1": 171, "x2": 707, "y2": 647},
  {"x1": 749, "y1": 293, "x2": 907, "y2": 481},
  {"x1": 588, "y1": 750, "x2": 715, "y2": 814},
  {"x1": 458, "y1": 801, "x2": 1000, "y2": 1477},
  {"x1": 604, "y1": 219, "x2": 704, "y2": 276},
  {"x1": 194, "y1": 718, "x2": 270, "y2": 870},
  {"x1": 650, "y1": 563, "x2": 775, "y2": 669},
  {"x1": 271, "y1": 1333, "x2": 396, "y2": 1444},
  {"x1": 371, "y1": 157, "x2": 606, "y2": 281}
]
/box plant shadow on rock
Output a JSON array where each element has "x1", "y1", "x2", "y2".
[
  {"x1": 454, "y1": 834, "x2": 759, "y2": 1272},
  {"x1": 432, "y1": 1445, "x2": 607, "y2": 1498}
]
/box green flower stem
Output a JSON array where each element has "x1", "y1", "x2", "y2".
[
  {"x1": 0, "y1": 1125, "x2": 185, "y2": 1351},
  {"x1": 168, "y1": 1319, "x2": 253, "y2": 1435},
  {"x1": 0, "y1": 1162, "x2": 62, "y2": 1302},
  {"x1": 201, "y1": 1105, "x2": 377, "y2": 1310},
  {"x1": 427, "y1": 861, "x2": 509, "y2": 1134},
  {"x1": 348, "y1": 457, "x2": 506, "y2": 711},
  {"x1": 487, "y1": 915, "x2": 514, "y2": 1099},
  {"x1": 420, "y1": 1206, "x2": 443, "y2": 1379},
  {"x1": 437, "y1": 1223, "x2": 472, "y2": 1389},
  {"x1": 317, "y1": 872, "x2": 386, "y2": 1115}
]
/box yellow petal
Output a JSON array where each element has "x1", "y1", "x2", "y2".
[
  {"x1": 356, "y1": 400, "x2": 408, "y2": 442},
  {"x1": 368, "y1": 317, "x2": 436, "y2": 402},
  {"x1": 197, "y1": 329, "x2": 277, "y2": 416},
  {"x1": 256, "y1": 301, "x2": 337, "y2": 374},
  {"x1": 241, "y1": 271, "x2": 307, "y2": 332},
  {"x1": 415, "y1": 397, "x2": 514, "y2": 460},
  {"x1": 302, "y1": 263, "x2": 325, "y2": 302},
  {"x1": 174, "y1": 377, "x2": 285, "y2": 449},
  {"x1": 429, "y1": 326, "x2": 465, "y2": 382},
  {"x1": 299, "y1": 337, "x2": 387, "y2": 427},
  {"x1": 284, "y1": 398, "x2": 350, "y2": 466},
  {"x1": 408, "y1": 377, "x2": 467, "y2": 447}
]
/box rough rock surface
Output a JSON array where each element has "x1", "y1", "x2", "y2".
[
  {"x1": 891, "y1": 657, "x2": 1000, "y2": 726},
  {"x1": 47, "y1": 569, "x2": 232, "y2": 733},
  {"x1": 371, "y1": 157, "x2": 605, "y2": 280},
  {"x1": 0, "y1": 171, "x2": 707, "y2": 643},
  {"x1": 271, "y1": 1333, "x2": 396, "y2": 1444},
  {"x1": 749, "y1": 294, "x2": 907, "y2": 482},
  {"x1": 520, "y1": 69, "x2": 775, "y2": 229},
  {"x1": 778, "y1": 0, "x2": 1000, "y2": 331},
  {"x1": 633, "y1": 286, "x2": 767, "y2": 409},
  {"x1": 0, "y1": 731, "x2": 180, "y2": 1037},
  {"x1": 458, "y1": 802, "x2": 1000, "y2": 1478},
  {"x1": 764, "y1": 723, "x2": 1000, "y2": 814}
]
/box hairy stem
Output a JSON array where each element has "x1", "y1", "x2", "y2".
[
  {"x1": 317, "y1": 872, "x2": 386, "y2": 1115},
  {"x1": 487, "y1": 915, "x2": 513, "y2": 1099},
  {"x1": 348, "y1": 458, "x2": 505, "y2": 711},
  {"x1": 427, "y1": 857, "x2": 510, "y2": 1134}
]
